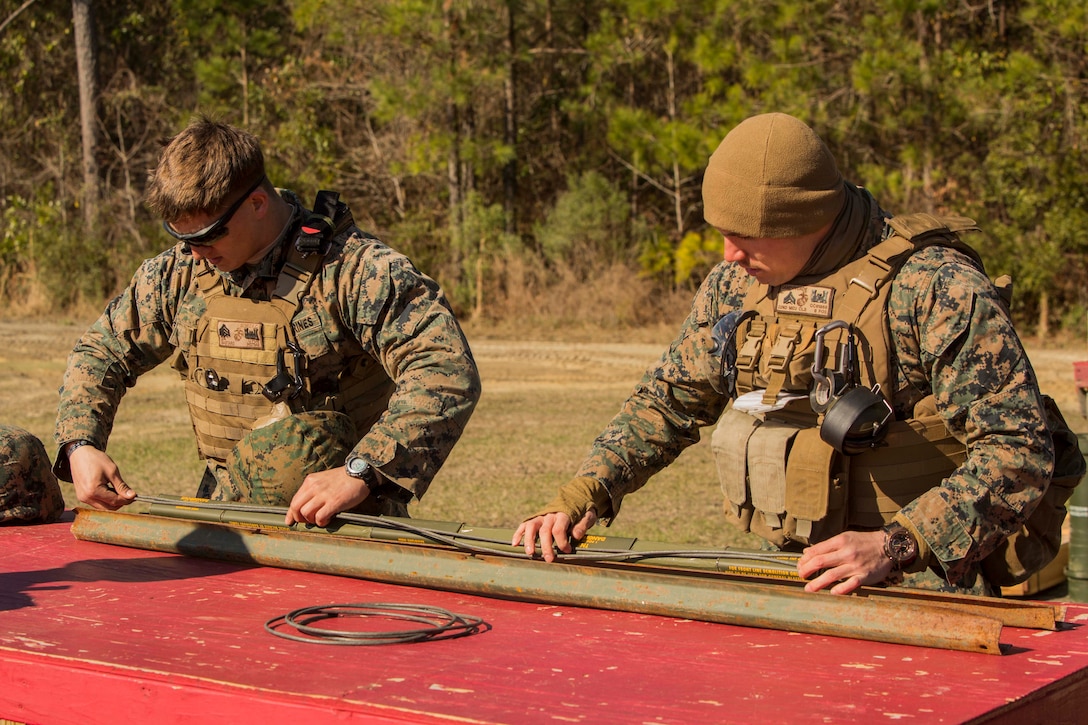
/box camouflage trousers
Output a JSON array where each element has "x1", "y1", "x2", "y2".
[
  {"x1": 197, "y1": 411, "x2": 408, "y2": 518},
  {"x1": 1, "y1": 424, "x2": 65, "y2": 524}
]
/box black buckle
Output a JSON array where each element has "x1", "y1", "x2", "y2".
[
  {"x1": 262, "y1": 342, "x2": 306, "y2": 402},
  {"x1": 296, "y1": 190, "x2": 342, "y2": 255},
  {"x1": 709, "y1": 309, "x2": 757, "y2": 398}
]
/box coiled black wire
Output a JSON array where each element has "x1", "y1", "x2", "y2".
[{"x1": 264, "y1": 602, "x2": 488, "y2": 645}]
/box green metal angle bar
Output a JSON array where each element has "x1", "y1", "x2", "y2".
[
  {"x1": 72, "y1": 508, "x2": 1005, "y2": 654},
  {"x1": 139, "y1": 498, "x2": 1063, "y2": 631},
  {"x1": 144, "y1": 498, "x2": 804, "y2": 579}
]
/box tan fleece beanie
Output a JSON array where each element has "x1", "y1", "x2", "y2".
[{"x1": 702, "y1": 113, "x2": 845, "y2": 238}]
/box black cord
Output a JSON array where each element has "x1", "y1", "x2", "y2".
[
  {"x1": 264, "y1": 603, "x2": 488, "y2": 645},
  {"x1": 135, "y1": 494, "x2": 799, "y2": 567}
]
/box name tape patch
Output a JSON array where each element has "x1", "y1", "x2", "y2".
[{"x1": 292, "y1": 312, "x2": 320, "y2": 335}]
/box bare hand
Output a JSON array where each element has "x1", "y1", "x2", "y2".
[
  {"x1": 511, "y1": 509, "x2": 598, "y2": 562},
  {"x1": 69, "y1": 446, "x2": 137, "y2": 510},
  {"x1": 285, "y1": 466, "x2": 369, "y2": 528},
  {"x1": 796, "y1": 530, "x2": 893, "y2": 595}
]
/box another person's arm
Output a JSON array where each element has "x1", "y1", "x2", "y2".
[{"x1": 54, "y1": 250, "x2": 187, "y2": 507}]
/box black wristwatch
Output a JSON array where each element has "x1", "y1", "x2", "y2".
[
  {"x1": 882, "y1": 523, "x2": 919, "y2": 571},
  {"x1": 65, "y1": 439, "x2": 94, "y2": 457},
  {"x1": 344, "y1": 455, "x2": 414, "y2": 505},
  {"x1": 345, "y1": 455, "x2": 375, "y2": 489}
]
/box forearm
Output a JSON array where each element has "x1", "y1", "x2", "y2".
[{"x1": 575, "y1": 316, "x2": 730, "y2": 519}]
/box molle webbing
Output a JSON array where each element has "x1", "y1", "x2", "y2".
[
  {"x1": 735, "y1": 234, "x2": 917, "y2": 402},
  {"x1": 184, "y1": 247, "x2": 323, "y2": 462},
  {"x1": 845, "y1": 413, "x2": 965, "y2": 528},
  {"x1": 714, "y1": 402, "x2": 964, "y2": 546},
  {"x1": 324, "y1": 356, "x2": 396, "y2": 436},
  {"x1": 715, "y1": 213, "x2": 981, "y2": 546},
  {"x1": 734, "y1": 214, "x2": 981, "y2": 403}
]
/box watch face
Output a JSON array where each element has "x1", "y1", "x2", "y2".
[
  {"x1": 886, "y1": 529, "x2": 918, "y2": 563},
  {"x1": 347, "y1": 457, "x2": 369, "y2": 476}
]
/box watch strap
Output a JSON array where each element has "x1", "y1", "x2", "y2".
[
  {"x1": 65, "y1": 440, "x2": 94, "y2": 457},
  {"x1": 346, "y1": 456, "x2": 413, "y2": 505}
]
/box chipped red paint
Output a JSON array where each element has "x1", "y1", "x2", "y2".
[{"x1": 2, "y1": 513, "x2": 1087, "y2": 724}]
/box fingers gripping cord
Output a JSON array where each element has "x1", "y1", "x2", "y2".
[
  {"x1": 264, "y1": 603, "x2": 488, "y2": 645},
  {"x1": 135, "y1": 494, "x2": 800, "y2": 566}
]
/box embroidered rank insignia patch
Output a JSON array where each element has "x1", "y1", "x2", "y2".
[
  {"x1": 217, "y1": 320, "x2": 264, "y2": 349},
  {"x1": 775, "y1": 285, "x2": 834, "y2": 317}
]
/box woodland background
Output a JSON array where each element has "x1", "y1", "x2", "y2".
[{"x1": 1, "y1": 0, "x2": 1087, "y2": 338}]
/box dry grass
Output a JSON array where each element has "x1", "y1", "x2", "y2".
[{"x1": 3, "y1": 313, "x2": 1086, "y2": 551}]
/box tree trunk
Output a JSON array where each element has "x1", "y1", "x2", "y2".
[
  {"x1": 72, "y1": 0, "x2": 99, "y2": 230},
  {"x1": 474, "y1": 234, "x2": 484, "y2": 318},
  {"x1": 1038, "y1": 289, "x2": 1049, "y2": 340},
  {"x1": 444, "y1": 1, "x2": 463, "y2": 249},
  {"x1": 666, "y1": 46, "x2": 682, "y2": 236},
  {"x1": 503, "y1": 0, "x2": 518, "y2": 236},
  {"x1": 446, "y1": 103, "x2": 463, "y2": 249}
]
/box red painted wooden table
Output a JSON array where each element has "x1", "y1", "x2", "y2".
[{"x1": 1, "y1": 512, "x2": 1086, "y2": 724}]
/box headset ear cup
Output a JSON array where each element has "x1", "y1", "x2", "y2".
[{"x1": 819, "y1": 386, "x2": 893, "y2": 454}]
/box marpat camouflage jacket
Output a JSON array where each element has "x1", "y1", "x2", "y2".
[
  {"x1": 574, "y1": 223, "x2": 1053, "y2": 585},
  {"x1": 54, "y1": 191, "x2": 481, "y2": 498}
]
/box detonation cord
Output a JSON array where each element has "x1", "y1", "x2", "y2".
[
  {"x1": 264, "y1": 602, "x2": 488, "y2": 646},
  {"x1": 136, "y1": 492, "x2": 800, "y2": 566},
  {"x1": 135, "y1": 494, "x2": 799, "y2": 567},
  {"x1": 132, "y1": 495, "x2": 793, "y2": 645}
]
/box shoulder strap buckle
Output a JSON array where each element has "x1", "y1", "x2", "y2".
[{"x1": 296, "y1": 190, "x2": 354, "y2": 255}]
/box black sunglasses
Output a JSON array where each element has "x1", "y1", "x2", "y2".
[{"x1": 162, "y1": 175, "x2": 266, "y2": 246}]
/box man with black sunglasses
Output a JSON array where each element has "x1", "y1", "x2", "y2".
[{"x1": 53, "y1": 117, "x2": 481, "y2": 527}]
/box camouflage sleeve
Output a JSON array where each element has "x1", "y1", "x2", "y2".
[
  {"x1": 334, "y1": 241, "x2": 481, "y2": 498},
  {"x1": 574, "y1": 262, "x2": 750, "y2": 521},
  {"x1": 888, "y1": 246, "x2": 1053, "y2": 584},
  {"x1": 54, "y1": 249, "x2": 189, "y2": 451}
]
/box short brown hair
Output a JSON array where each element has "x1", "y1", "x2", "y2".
[{"x1": 145, "y1": 116, "x2": 266, "y2": 222}]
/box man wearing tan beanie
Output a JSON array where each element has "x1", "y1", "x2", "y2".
[{"x1": 515, "y1": 112, "x2": 1074, "y2": 597}]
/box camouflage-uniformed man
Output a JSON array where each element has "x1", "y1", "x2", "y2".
[
  {"x1": 514, "y1": 112, "x2": 1060, "y2": 596},
  {"x1": 54, "y1": 117, "x2": 480, "y2": 527},
  {"x1": 2, "y1": 425, "x2": 64, "y2": 524}
]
